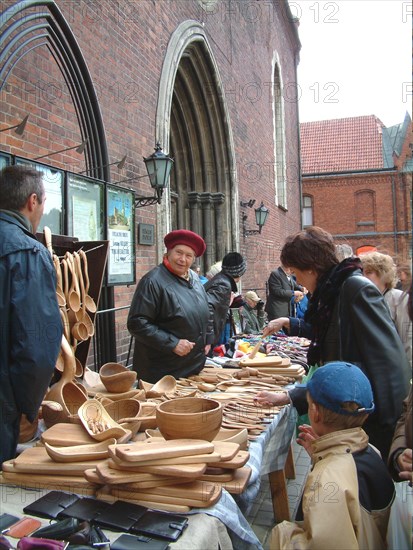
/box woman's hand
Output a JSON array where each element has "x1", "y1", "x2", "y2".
[
  {"x1": 173, "y1": 339, "x2": 195, "y2": 356},
  {"x1": 254, "y1": 390, "x2": 290, "y2": 407},
  {"x1": 397, "y1": 448, "x2": 412, "y2": 482},
  {"x1": 262, "y1": 317, "x2": 290, "y2": 337},
  {"x1": 297, "y1": 424, "x2": 317, "y2": 457}
]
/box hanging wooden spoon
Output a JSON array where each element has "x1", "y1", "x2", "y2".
[
  {"x1": 79, "y1": 250, "x2": 97, "y2": 313},
  {"x1": 74, "y1": 251, "x2": 94, "y2": 337},
  {"x1": 65, "y1": 252, "x2": 81, "y2": 313}
]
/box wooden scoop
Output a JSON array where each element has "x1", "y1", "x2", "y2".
[
  {"x1": 65, "y1": 252, "x2": 81, "y2": 313},
  {"x1": 248, "y1": 338, "x2": 264, "y2": 360},
  {"x1": 79, "y1": 250, "x2": 97, "y2": 313},
  {"x1": 145, "y1": 375, "x2": 177, "y2": 398},
  {"x1": 74, "y1": 251, "x2": 94, "y2": 337}
]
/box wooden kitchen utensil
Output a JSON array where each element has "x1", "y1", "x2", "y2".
[
  {"x1": 78, "y1": 399, "x2": 131, "y2": 441},
  {"x1": 248, "y1": 338, "x2": 264, "y2": 360},
  {"x1": 44, "y1": 439, "x2": 116, "y2": 463},
  {"x1": 114, "y1": 439, "x2": 215, "y2": 462}
]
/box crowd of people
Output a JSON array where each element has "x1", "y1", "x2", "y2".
[{"x1": 1, "y1": 164, "x2": 411, "y2": 549}]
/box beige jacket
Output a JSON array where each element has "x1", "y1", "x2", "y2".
[{"x1": 270, "y1": 428, "x2": 394, "y2": 550}]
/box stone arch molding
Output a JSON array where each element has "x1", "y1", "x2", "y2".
[
  {"x1": 155, "y1": 20, "x2": 238, "y2": 261},
  {"x1": 0, "y1": 0, "x2": 109, "y2": 178}
]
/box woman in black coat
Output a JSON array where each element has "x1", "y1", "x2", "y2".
[{"x1": 256, "y1": 226, "x2": 409, "y2": 460}]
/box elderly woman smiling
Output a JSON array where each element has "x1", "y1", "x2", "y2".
[
  {"x1": 127, "y1": 229, "x2": 214, "y2": 383},
  {"x1": 256, "y1": 226, "x2": 409, "y2": 460}
]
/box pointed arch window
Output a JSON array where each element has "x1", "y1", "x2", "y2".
[{"x1": 273, "y1": 63, "x2": 287, "y2": 208}]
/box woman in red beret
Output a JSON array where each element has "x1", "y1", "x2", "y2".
[{"x1": 127, "y1": 230, "x2": 214, "y2": 383}]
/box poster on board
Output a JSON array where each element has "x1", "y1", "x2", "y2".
[
  {"x1": 106, "y1": 184, "x2": 136, "y2": 285},
  {"x1": 67, "y1": 173, "x2": 105, "y2": 241}
]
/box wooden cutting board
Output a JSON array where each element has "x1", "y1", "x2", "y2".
[
  {"x1": 41, "y1": 423, "x2": 96, "y2": 446},
  {"x1": 209, "y1": 450, "x2": 250, "y2": 470},
  {"x1": 104, "y1": 483, "x2": 222, "y2": 508},
  {"x1": 199, "y1": 469, "x2": 234, "y2": 482},
  {"x1": 240, "y1": 355, "x2": 283, "y2": 367},
  {"x1": 212, "y1": 441, "x2": 240, "y2": 461},
  {"x1": 108, "y1": 446, "x2": 221, "y2": 466},
  {"x1": 0, "y1": 470, "x2": 96, "y2": 493},
  {"x1": 96, "y1": 461, "x2": 197, "y2": 485},
  {"x1": 96, "y1": 487, "x2": 191, "y2": 513},
  {"x1": 135, "y1": 480, "x2": 215, "y2": 500},
  {"x1": 12, "y1": 447, "x2": 107, "y2": 475},
  {"x1": 114, "y1": 439, "x2": 214, "y2": 462},
  {"x1": 41, "y1": 423, "x2": 132, "y2": 446},
  {"x1": 107, "y1": 459, "x2": 207, "y2": 478},
  {"x1": 222, "y1": 466, "x2": 252, "y2": 494}
]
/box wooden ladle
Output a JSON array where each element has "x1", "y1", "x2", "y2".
[
  {"x1": 44, "y1": 227, "x2": 65, "y2": 307},
  {"x1": 65, "y1": 252, "x2": 81, "y2": 313},
  {"x1": 73, "y1": 251, "x2": 94, "y2": 337},
  {"x1": 248, "y1": 338, "x2": 264, "y2": 360},
  {"x1": 141, "y1": 375, "x2": 177, "y2": 398},
  {"x1": 79, "y1": 250, "x2": 97, "y2": 314}
]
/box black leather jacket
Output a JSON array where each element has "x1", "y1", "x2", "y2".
[
  {"x1": 290, "y1": 271, "x2": 409, "y2": 459},
  {"x1": 127, "y1": 264, "x2": 213, "y2": 383},
  {"x1": 204, "y1": 272, "x2": 237, "y2": 344}
]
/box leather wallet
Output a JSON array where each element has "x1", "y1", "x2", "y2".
[
  {"x1": 57, "y1": 497, "x2": 110, "y2": 522},
  {"x1": 130, "y1": 511, "x2": 188, "y2": 542},
  {"x1": 111, "y1": 533, "x2": 170, "y2": 550},
  {"x1": 0, "y1": 513, "x2": 20, "y2": 533},
  {"x1": 93, "y1": 500, "x2": 147, "y2": 532},
  {"x1": 6, "y1": 517, "x2": 42, "y2": 539},
  {"x1": 23, "y1": 491, "x2": 80, "y2": 520},
  {"x1": 17, "y1": 538, "x2": 67, "y2": 550}
]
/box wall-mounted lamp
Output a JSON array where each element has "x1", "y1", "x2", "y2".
[
  {"x1": 241, "y1": 200, "x2": 269, "y2": 238},
  {"x1": 78, "y1": 154, "x2": 127, "y2": 174},
  {"x1": 0, "y1": 115, "x2": 29, "y2": 136},
  {"x1": 112, "y1": 142, "x2": 174, "y2": 208},
  {"x1": 34, "y1": 140, "x2": 87, "y2": 160}
]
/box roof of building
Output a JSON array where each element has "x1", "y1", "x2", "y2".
[{"x1": 300, "y1": 115, "x2": 388, "y2": 174}]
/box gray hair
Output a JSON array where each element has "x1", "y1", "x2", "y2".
[
  {"x1": 335, "y1": 243, "x2": 354, "y2": 262},
  {"x1": 0, "y1": 165, "x2": 45, "y2": 210}
]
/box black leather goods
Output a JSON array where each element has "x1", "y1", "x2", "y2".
[
  {"x1": 93, "y1": 500, "x2": 147, "y2": 532},
  {"x1": 131, "y1": 510, "x2": 188, "y2": 542},
  {"x1": 31, "y1": 517, "x2": 80, "y2": 540},
  {"x1": 111, "y1": 533, "x2": 170, "y2": 550},
  {"x1": 23, "y1": 491, "x2": 80, "y2": 520},
  {"x1": 58, "y1": 497, "x2": 110, "y2": 522}
]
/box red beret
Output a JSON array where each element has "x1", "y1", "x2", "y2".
[{"x1": 164, "y1": 229, "x2": 206, "y2": 257}]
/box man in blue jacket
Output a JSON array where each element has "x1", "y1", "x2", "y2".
[{"x1": 0, "y1": 165, "x2": 62, "y2": 466}]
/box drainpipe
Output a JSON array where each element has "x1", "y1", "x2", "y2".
[{"x1": 391, "y1": 174, "x2": 398, "y2": 255}]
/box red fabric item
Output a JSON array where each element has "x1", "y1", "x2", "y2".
[{"x1": 164, "y1": 230, "x2": 206, "y2": 257}]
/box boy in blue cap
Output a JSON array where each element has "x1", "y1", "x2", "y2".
[{"x1": 270, "y1": 361, "x2": 395, "y2": 550}]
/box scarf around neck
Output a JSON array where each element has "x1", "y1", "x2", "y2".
[{"x1": 305, "y1": 257, "x2": 362, "y2": 366}]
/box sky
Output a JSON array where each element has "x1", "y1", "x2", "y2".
[{"x1": 289, "y1": 0, "x2": 412, "y2": 127}]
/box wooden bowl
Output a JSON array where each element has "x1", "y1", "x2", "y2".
[
  {"x1": 156, "y1": 397, "x2": 222, "y2": 441},
  {"x1": 104, "y1": 399, "x2": 142, "y2": 436},
  {"x1": 99, "y1": 363, "x2": 137, "y2": 393},
  {"x1": 78, "y1": 399, "x2": 131, "y2": 441}
]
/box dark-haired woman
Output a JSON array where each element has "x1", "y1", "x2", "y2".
[{"x1": 256, "y1": 226, "x2": 409, "y2": 460}]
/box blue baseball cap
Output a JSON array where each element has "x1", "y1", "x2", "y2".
[{"x1": 307, "y1": 362, "x2": 375, "y2": 415}]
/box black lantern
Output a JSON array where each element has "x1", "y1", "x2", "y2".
[
  {"x1": 141, "y1": 142, "x2": 174, "y2": 206},
  {"x1": 111, "y1": 142, "x2": 174, "y2": 207},
  {"x1": 241, "y1": 200, "x2": 269, "y2": 238}
]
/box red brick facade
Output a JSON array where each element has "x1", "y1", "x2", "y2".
[
  {"x1": 0, "y1": 0, "x2": 301, "y2": 362},
  {"x1": 301, "y1": 115, "x2": 412, "y2": 262}
]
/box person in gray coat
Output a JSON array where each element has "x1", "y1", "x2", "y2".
[
  {"x1": 265, "y1": 264, "x2": 304, "y2": 319},
  {"x1": 0, "y1": 166, "x2": 62, "y2": 466}
]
